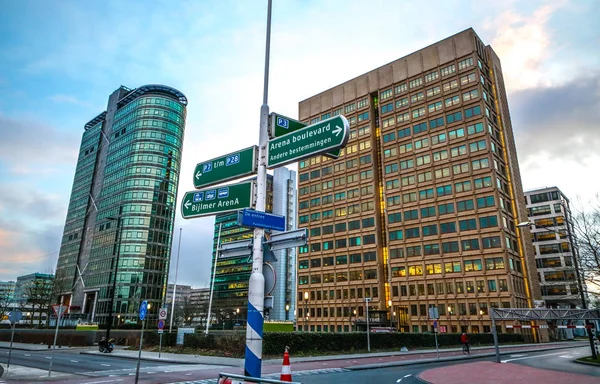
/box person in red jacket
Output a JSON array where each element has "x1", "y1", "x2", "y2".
[{"x1": 460, "y1": 332, "x2": 470, "y2": 354}]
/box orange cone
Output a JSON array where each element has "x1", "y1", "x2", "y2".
[{"x1": 280, "y1": 347, "x2": 292, "y2": 382}]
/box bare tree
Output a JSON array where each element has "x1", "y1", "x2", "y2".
[
  {"x1": 573, "y1": 194, "x2": 600, "y2": 295},
  {"x1": 0, "y1": 289, "x2": 11, "y2": 321},
  {"x1": 24, "y1": 277, "x2": 54, "y2": 327}
]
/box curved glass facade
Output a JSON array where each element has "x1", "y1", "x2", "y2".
[{"x1": 55, "y1": 85, "x2": 187, "y2": 325}]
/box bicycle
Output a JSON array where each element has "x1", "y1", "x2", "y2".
[{"x1": 462, "y1": 343, "x2": 470, "y2": 355}]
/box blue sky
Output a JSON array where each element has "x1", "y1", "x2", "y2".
[{"x1": 0, "y1": 0, "x2": 599, "y2": 287}]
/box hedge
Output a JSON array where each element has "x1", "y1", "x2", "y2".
[{"x1": 183, "y1": 331, "x2": 523, "y2": 356}]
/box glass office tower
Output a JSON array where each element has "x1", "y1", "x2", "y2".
[{"x1": 55, "y1": 85, "x2": 187, "y2": 325}]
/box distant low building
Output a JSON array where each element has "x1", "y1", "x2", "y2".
[
  {"x1": 0, "y1": 281, "x2": 16, "y2": 301},
  {"x1": 14, "y1": 273, "x2": 54, "y2": 304}
]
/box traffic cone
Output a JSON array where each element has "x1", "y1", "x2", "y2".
[{"x1": 280, "y1": 347, "x2": 292, "y2": 382}]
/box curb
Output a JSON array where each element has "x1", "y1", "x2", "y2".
[
  {"x1": 79, "y1": 351, "x2": 242, "y2": 367},
  {"x1": 346, "y1": 343, "x2": 587, "y2": 371}
]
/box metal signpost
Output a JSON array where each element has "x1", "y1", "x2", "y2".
[
  {"x1": 266, "y1": 115, "x2": 349, "y2": 169},
  {"x1": 158, "y1": 308, "x2": 167, "y2": 358},
  {"x1": 269, "y1": 113, "x2": 340, "y2": 158},
  {"x1": 193, "y1": 146, "x2": 258, "y2": 189},
  {"x1": 135, "y1": 300, "x2": 148, "y2": 384},
  {"x1": 429, "y1": 307, "x2": 440, "y2": 360},
  {"x1": 181, "y1": 181, "x2": 256, "y2": 219},
  {"x1": 238, "y1": 208, "x2": 285, "y2": 232},
  {"x1": 179, "y1": 1, "x2": 346, "y2": 378},
  {"x1": 7, "y1": 310, "x2": 23, "y2": 369},
  {"x1": 48, "y1": 305, "x2": 67, "y2": 377}
]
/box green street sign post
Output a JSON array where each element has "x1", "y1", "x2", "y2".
[
  {"x1": 193, "y1": 146, "x2": 258, "y2": 189},
  {"x1": 267, "y1": 115, "x2": 349, "y2": 169},
  {"x1": 181, "y1": 181, "x2": 255, "y2": 219},
  {"x1": 269, "y1": 113, "x2": 340, "y2": 158}
]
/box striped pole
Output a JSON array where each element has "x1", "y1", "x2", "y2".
[{"x1": 245, "y1": 0, "x2": 272, "y2": 378}]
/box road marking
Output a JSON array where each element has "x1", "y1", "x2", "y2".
[
  {"x1": 397, "y1": 374, "x2": 413, "y2": 382},
  {"x1": 559, "y1": 355, "x2": 573, "y2": 358},
  {"x1": 509, "y1": 354, "x2": 526, "y2": 357},
  {"x1": 45, "y1": 356, "x2": 51, "y2": 359},
  {"x1": 71, "y1": 359, "x2": 79, "y2": 363},
  {"x1": 24, "y1": 354, "x2": 31, "y2": 356},
  {"x1": 186, "y1": 373, "x2": 193, "y2": 375},
  {"x1": 502, "y1": 351, "x2": 565, "y2": 363},
  {"x1": 101, "y1": 364, "x2": 111, "y2": 366}
]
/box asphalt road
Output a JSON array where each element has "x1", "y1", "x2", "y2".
[
  {"x1": 504, "y1": 346, "x2": 600, "y2": 377},
  {"x1": 291, "y1": 346, "x2": 600, "y2": 384},
  {"x1": 0, "y1": 347, "x2": 173, "y2": 374}
]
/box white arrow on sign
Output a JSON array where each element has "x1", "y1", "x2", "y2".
[
  {"x1": 333, "y1": 125, "x2": 343, "y2": 136},
  {"x1": 195, "y1": 171, "x2": 202, "y2": 180},
  {"x1": 184, "y1": 200, "x2": 191, "y2": 209}
]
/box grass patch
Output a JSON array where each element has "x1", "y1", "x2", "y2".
[{"x1": 577, "y1": 356, "x2": 600, "y2": 365}]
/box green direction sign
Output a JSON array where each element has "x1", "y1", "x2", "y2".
[
  {"x1": 193, "y1": 146, "x2": 258, "y2": 189},
  {"x1": 267, "y1": 115, "x2": 349, "y2": 169},
  {"x1": 181, "y1": 181, "x2": 255, "y2": 219},
  {"x1": 269, "y1": 113, "x2": 340, "y2": 158}
]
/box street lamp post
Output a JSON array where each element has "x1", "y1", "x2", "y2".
[
  {"x1": 388, "y1": 300, "x2": 394, "y2": 329},
  {"x1": 353, "y1": 309, "x2": 357, "y2": 332},
  {"x1": 518, "y1": 214, "x2": 597, "y2": 359},
  {"x1": 303, "y1": 291, "x2": 309, "y2": 332},
  {"x1": 448, "y1": 307, "x2": 452, "y2": 333},
  {"x1": 365, "y1": 297, "x2": 372, "y2": 352},
  {"x1": 106, "y1": 213, "x2": 123, "y2": 341},
  {"x1": 285, "y1": 304, "x2": 290, "y2": 321}
]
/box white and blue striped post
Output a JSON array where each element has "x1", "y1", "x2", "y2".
[{"x1": 245, "y1": 0, "x2": 272, "y2": 378}]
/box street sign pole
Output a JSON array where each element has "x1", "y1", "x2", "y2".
[
  {"x1": 7, "y1": 310, "x2": 22, "y2": 370},
  {"x1": 244, "y1": 0, "x2": 271, "y2": 378},
  {"x1": 48, "y1": 305, "x2": 66, "y2": 377},
  {"x1": 135, "y1": 300, "x2": 148, "y2": 384},
  {"x1": 7, "y1": 322, "x2": 15, "y2": 369}
]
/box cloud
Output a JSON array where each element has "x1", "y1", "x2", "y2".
[
  {"x1": 48, "y1": 94, "x2": 93, "y2": 109},
  {"x1": 511, "y1": 71, "x2": 600, "y2": 162},
  {"x1": 485, "y1": 2, "x2": 565, "y2": 90},
  {"x1": 0, "y1": 115, "x2": 79, "y2": 174},
  {"x1": 512, "y1": 71, "x2": 600, "y2": 200}
]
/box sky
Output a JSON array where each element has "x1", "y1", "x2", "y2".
[{"x1": 0, "y1": 0, "x2": 599, "y2": 287}]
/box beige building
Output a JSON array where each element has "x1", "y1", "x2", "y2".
[{"x1": 296, "y1": 28, "x2": 541, "y2": 335}]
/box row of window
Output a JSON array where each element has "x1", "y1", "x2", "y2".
[
  {"x1": 388, "y1": 235, "x2": 507, "y2": 258},
  {"x1": 387, "y1": 196, "x2": 495, "y2": 224},
  {"x1": 388, "y1": 215, "x2": 499, "y2": 241}
]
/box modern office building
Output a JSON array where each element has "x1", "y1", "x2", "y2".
[
  {"x1": 14, "y1": 273, "x2": 54, "y2": 304},
  {"x1": 0, "y1": 281, "x2": 16, "y2": 302},
  {"x1": 54, "y1": 85, "x2": 187, "y2": 326},
  {"x1": 210, "y1": 167, "x2": 297, "y2": 322},
  {"x1": 296, "y1": 28, "x2": 541, "y2": 334},
  {"x1": 525, "y1": 187, "x2": 583, "y2": 308}
]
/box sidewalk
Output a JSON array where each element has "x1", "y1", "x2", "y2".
[
  {"x1": 418, "y1": 361, "x2": 600, "y2": 384},
  {"x1": 0, "y1": 341, "x2": 90, "y2": 351},
  {"x1": 79, "y1": 340, "x2": 586, "y2": 368}
]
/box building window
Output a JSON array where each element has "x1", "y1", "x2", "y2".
[
  {"x1": 409, "y1": 78, "x2": 423, "y2": 89},
  {"x1": 381, "y1": 89, "x2": 393, "y2": 100},
  {"x1": 461, "y1": 239, "x2": 480, "y2": 251}
]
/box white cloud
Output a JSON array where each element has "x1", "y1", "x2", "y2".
[{"x1": 485, "y1": 1, "x2": 565, "y2": 90}]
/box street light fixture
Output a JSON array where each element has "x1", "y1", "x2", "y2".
[
  {"x1": 105, "y1": 213, "x2": 123, "y2": 342},
  {"x1": 448, "y1": 306, "x2": 453, "y2": 333},
  {"x1": 517, "y1": 216, "x2": 597, "y2": 359},
  {"x1": 285, "y1": 304, "x2": 290, "y2": 321}
]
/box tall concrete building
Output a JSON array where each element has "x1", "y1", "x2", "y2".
[
  {"x1": 54, "y1": 85, "x2": 187, "y2": 326},
  {"x1": 210, "y1": 167, "x2": 297, "y2": 323},
  {"x1": 525, "y1": 187, "x2": 583, "y2": 308},
  {"x1": 297, "y1": 28, "x2": 540, "y2": 334}
]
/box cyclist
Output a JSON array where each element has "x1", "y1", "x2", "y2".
[{"x1": 460, "y1": 332, "x2": 470, "y2": 354}]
